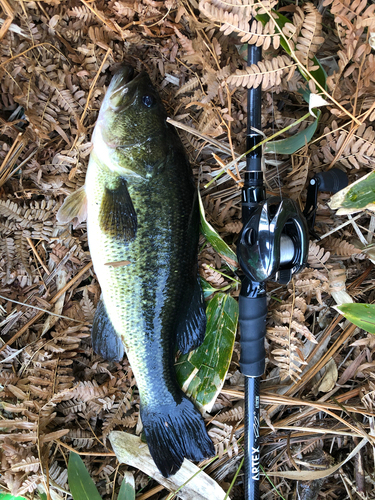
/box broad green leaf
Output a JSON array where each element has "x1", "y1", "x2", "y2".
[
  {"x1": 0, "y1": 495, "x2": 27, "y2": 500},
  {"x1": 68, "y1": 452, "x2": 102, "y2": 500},
  {"x1": 200, "y1": 277, "x2": 219, "y2": 299},
  {"x1": 335, "y1": 303, "x2": 375, "y2": 334},
  {"x1": 264, "y1": 111, "x2": 320, "y2": 155},
  {"x1": 175, "y1": 293, "x2": 238, "y2": 412},
  {"x1": 198, "y1": 190, "x2": 238, "y2": 269},
  {"x1": 118, "y1": 472, "x2": 135, "y2": 500},
  {"x1": 329, "y1": 171, "x2": 375, "y2": 215}
]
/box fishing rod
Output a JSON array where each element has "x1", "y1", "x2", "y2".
[{"x1": 237, "y1": 42, "x2": 347, "y2": 499}]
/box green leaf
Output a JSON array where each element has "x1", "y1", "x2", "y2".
[
  {"x1": 200, "y1": 277, "x2": 219, "y2": 299},
  {"x1": 0, "y1": 495, "x2": 27, "y2": 500},
  {"x1": 118, "y1": 472, "x2": 135, "y2": 500},
  {"x1": 329, "y1": 171, "x2": 375, "y2": 214},
  {"x1": 68, "y1": 452, "x2": 102, "y2": 500},
  {"x1": 335, "y1": 303, "x2": 375, "y2": 334},
  {"x1": 264, "y1": 111, "x2": 320, "y2": 155},
  {"x1": 175, "y1": 293, "x2": 238, "y2": 412},
  {"x1": 198, "y1": 190, "x2": 238, "y2": 269}
]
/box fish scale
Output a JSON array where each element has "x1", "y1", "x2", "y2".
[{"x1": 87, "y1": 156, "x2": 194, "y2": 407}]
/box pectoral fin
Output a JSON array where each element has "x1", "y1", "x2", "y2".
[
  {"x1": 99, "y1": 178, "x2": 137, "y2": 241},
  {"x1": 176, "y1": 275, "x2": 206, "y2": 354},
  {"x1": 57, "y1": 185, "x2": 87, "y2": 229},
  {"x1": 92, "y1": 299, "x2": 125, "y2": 362}
]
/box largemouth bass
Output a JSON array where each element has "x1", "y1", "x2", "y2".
[{"x1": 57, "y1": 66, "x2": 214, "y2": 477}]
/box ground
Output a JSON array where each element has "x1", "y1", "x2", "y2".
[{"x1": 1, "y1": 0, "x2": 375, "y2": 499}]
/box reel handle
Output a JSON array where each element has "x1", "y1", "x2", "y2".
[{"x1": 304, "y1": 168, "x2": 348, "y2": 233}]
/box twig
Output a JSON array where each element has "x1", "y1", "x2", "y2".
[
  {"x1": 348, "y1": 214, "x2": 368, "y2": 246},
  {"x1": 0, "y1": 42, "x2": 66, "y2": 69},
  {"x1": 167, "y1": 117, "x2": 234, "y2": 155},
  {"x1": 316, "y1": 214, "x2": 363, "y2": 242},
  {"x1": 4, "y1": 147, "x2": 39, "y2": 185},
  {"x1": 0, "y1": 294, "x2": 85, "y2": 324},
  {"x1": 221, "y1": 389, "x2": 375, "y2": 419},
  {"x1": 0, "y1": 0, "x2": 14, "y2": 41},
  {"x1": 0, "y1": 262, "x2": 93, "y2": 354},
  {"x1": 137, "y1": 485, "x2": 165, "y2": 500},
  {"x1": 0, "y1": 132, "x2": 24, "y2": 186},
  {"x1": 26, "y1": 237, "x2": 50, "y2": 275},
  {"x1": 55, "y1": 439, "x2": 115, "y2": 456},
  {"x1": 80, "y1": 47, "x2": 112, "y2": 124}
]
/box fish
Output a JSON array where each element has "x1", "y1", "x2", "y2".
[{"x1": 57, "y1": 66, "x2": 215, "y2": 477}]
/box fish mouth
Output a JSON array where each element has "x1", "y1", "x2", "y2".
[{"x1": 109, "y1": 66, "x2": 146, "y2": 106}]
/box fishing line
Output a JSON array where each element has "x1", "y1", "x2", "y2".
[{"x1": 271, "y1": 88, "x2": 283, "y2": 200}]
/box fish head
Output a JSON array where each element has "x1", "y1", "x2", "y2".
[{"x1": 92, "y1": 66, "x2": 169, "y2": 178}]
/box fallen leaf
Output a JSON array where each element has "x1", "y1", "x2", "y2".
[
  {"x1": 109, "y1": 431, "x2": 228, "y2": 500},
  {"x1": 317, "y1": 358, "x2": 338, "y2": 393}
]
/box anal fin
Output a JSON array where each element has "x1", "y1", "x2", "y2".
[
  {"x1": 92, "y1": 299, "x2": 124, "y2": 362},
  {"x1": 56, "y1": 185, "x2": 87, "y2": 229},
  {"x1": 176, "y1": 275, "x2": 206, "y2": 354}
]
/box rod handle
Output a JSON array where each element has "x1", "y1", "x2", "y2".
[{"x1": 239, "y1": 294, "x2": 267, "y2": 378}]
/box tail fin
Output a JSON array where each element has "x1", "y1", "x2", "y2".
[{"x1": 141, "y1": 394, "x2": 215, "y2": 477}]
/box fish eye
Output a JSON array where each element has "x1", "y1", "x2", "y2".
[{"x1": 142, "y1": 94, "x2": 155, "y2": 108}]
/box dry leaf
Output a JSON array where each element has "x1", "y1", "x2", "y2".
[{"x1": 109, "y1": 431, "x2": 229, "y2": 500}]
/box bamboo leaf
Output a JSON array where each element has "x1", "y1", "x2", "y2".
[
  {"x1": 335, "y1": 303, "x2": 375, "y2": 334},
  {"x1": 68, "y1": 452, "x2": 102, "y2": 500},
  {"x1": 329, "y1": 171, "x2": 375, "y2": 215},
  {"x1": 200, "y1": 278, "x2": 219, "y2": 299},
  {"x1": 198, "y1": 190, "x2": 238, "y2": 269},
  {"x1": 264, "y1": 111, "x2": 320, "y2": 155},
  {"x1": 109, "y1": 432, "x2": 227, "y2": 500},
  {"x1": 0, "y1": 495, "x2": 27, "y2": 500},
  {"x1": 118, "y1": 472, "x2": 135, "y2": 500},
  {"x1": 175, "y1": 293, "x2": 238, "y2": 412}
]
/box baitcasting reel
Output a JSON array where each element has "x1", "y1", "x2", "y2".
[{"x1": 237, "y1": 168, "x2": 348, "y2": 287}]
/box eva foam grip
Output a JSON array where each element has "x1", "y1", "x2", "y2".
[{"x1": 239, "y1": 294, "x2": 267, "y2": 378}]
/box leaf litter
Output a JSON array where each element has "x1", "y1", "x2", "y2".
[{"x1": 1, "y1": 0, "x2": 375, "y2": 498}]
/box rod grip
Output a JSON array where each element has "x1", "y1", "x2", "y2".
[{"x1": 239, "y1": 294, "x2": 267, "y2": 378}]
